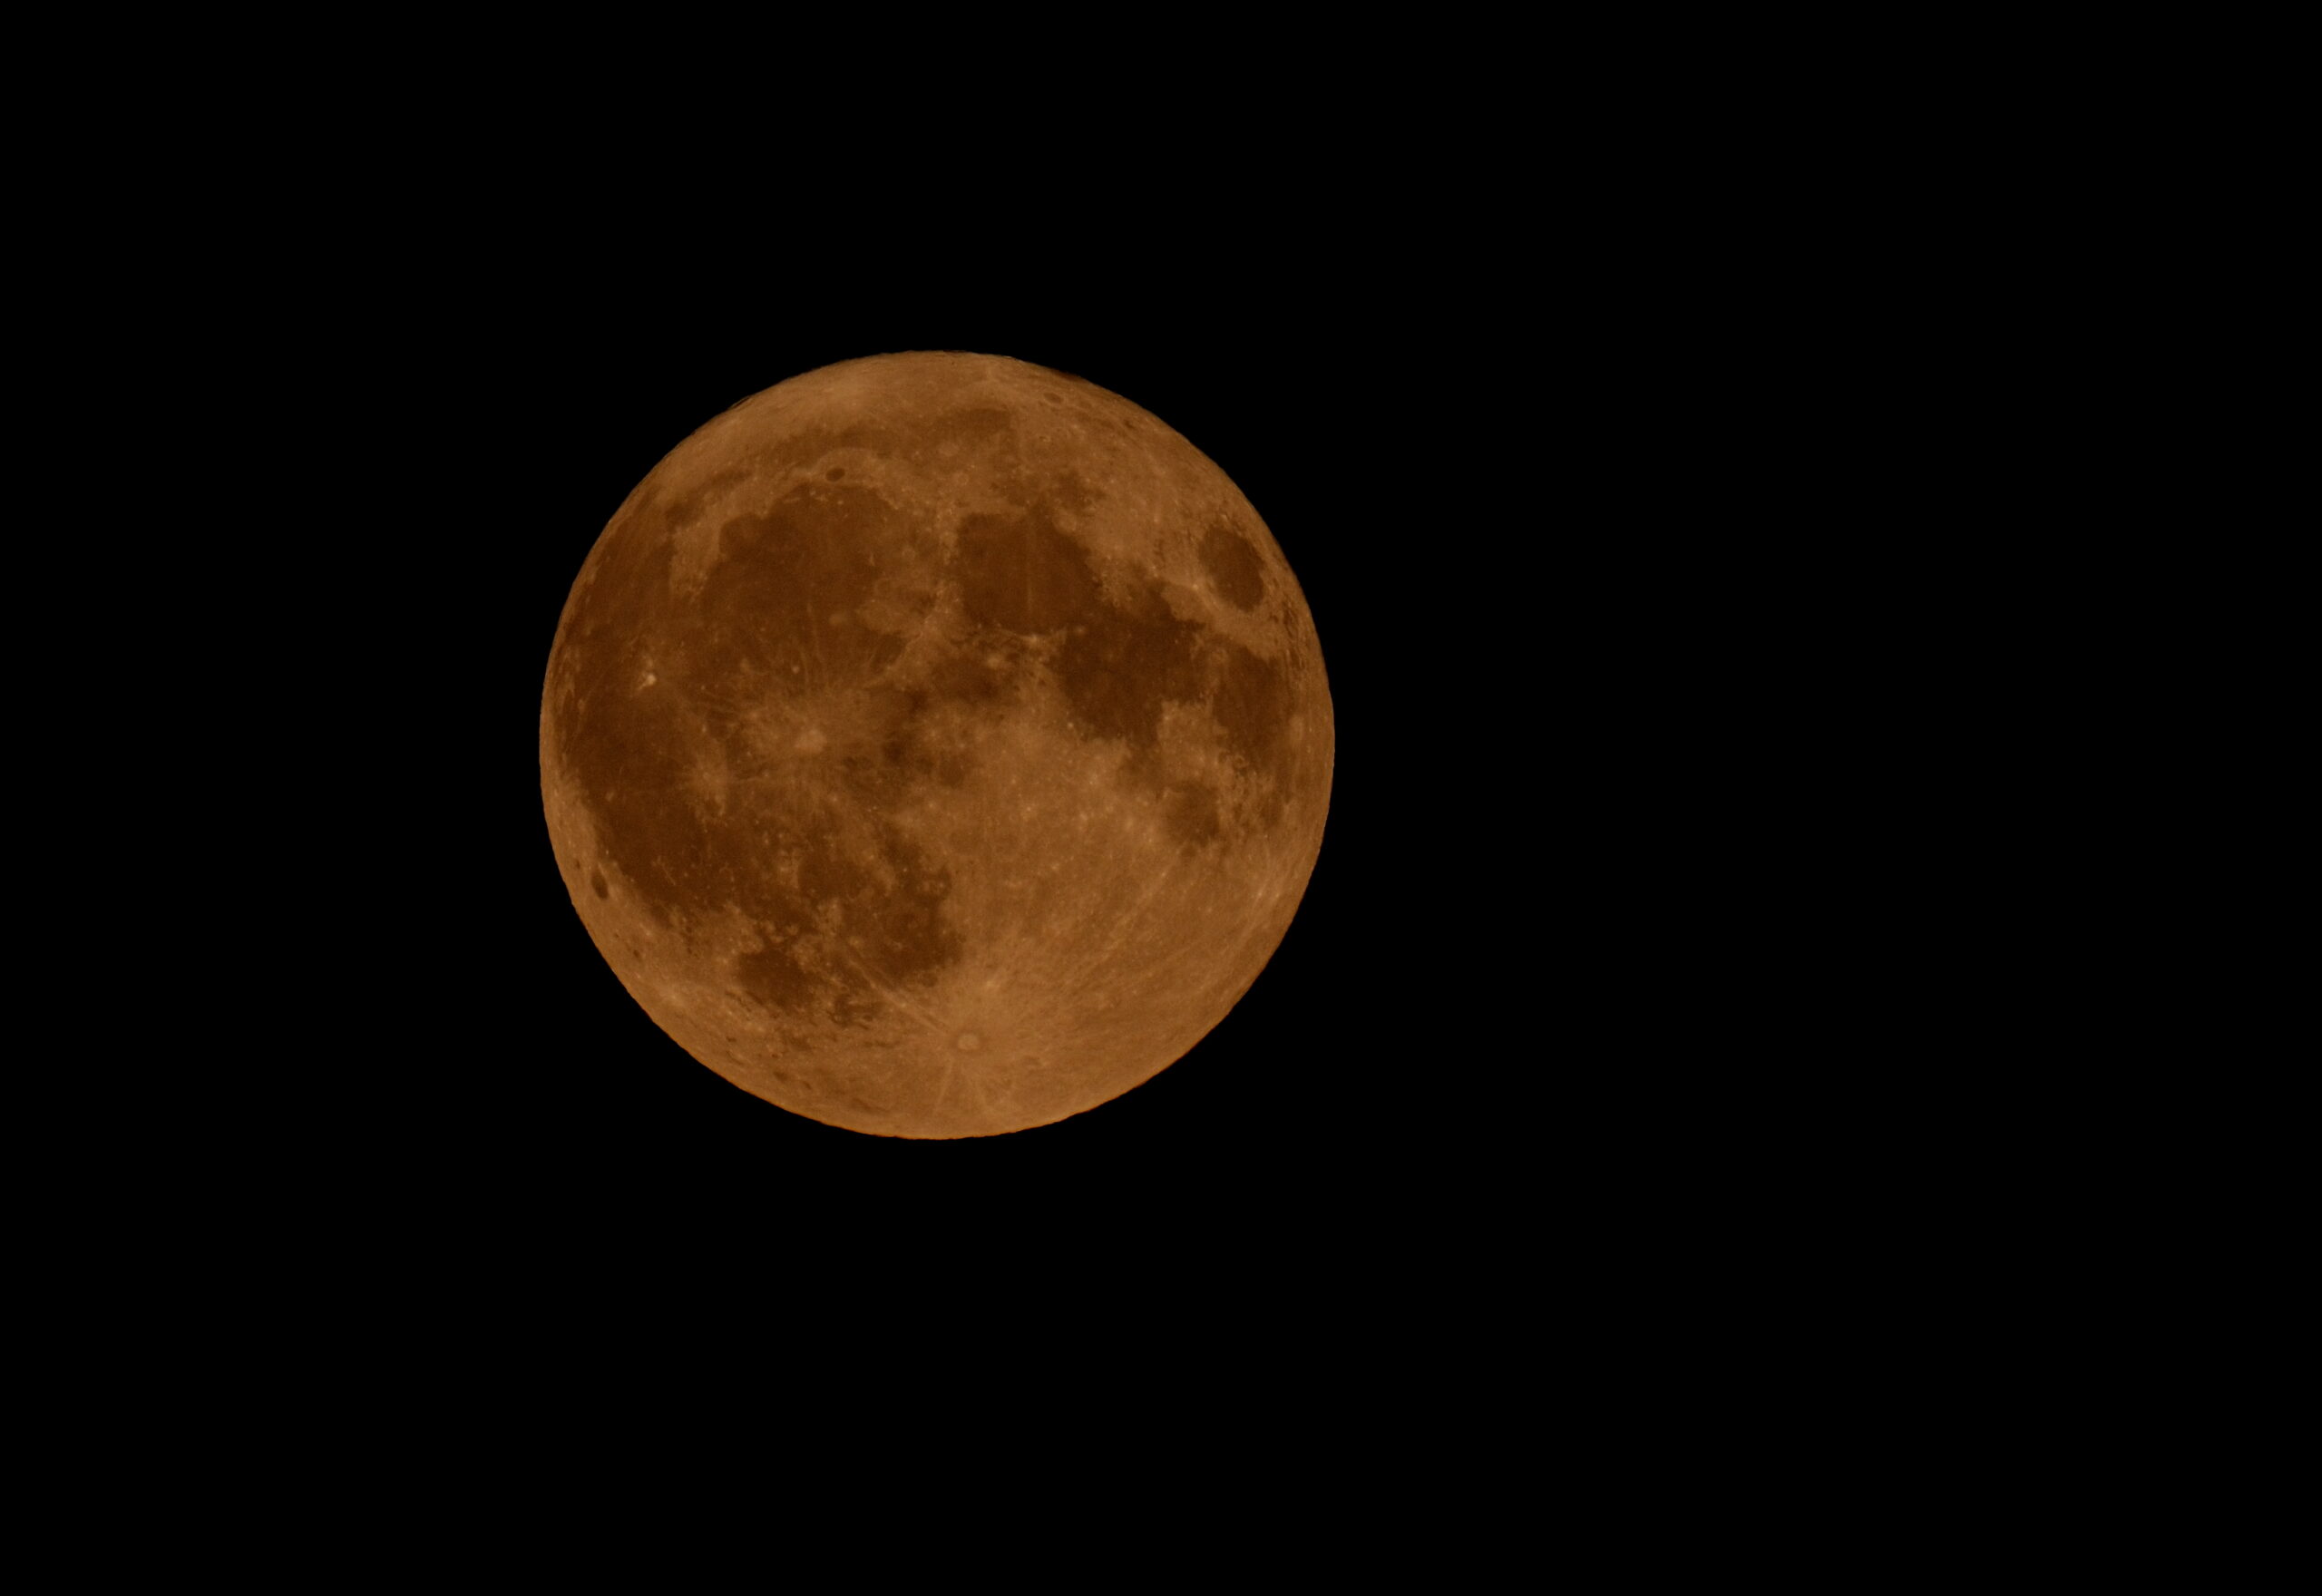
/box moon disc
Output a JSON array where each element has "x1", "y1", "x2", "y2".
[{"x1": 540, "y1": 353, "x2": 1332, "y2": 1137}]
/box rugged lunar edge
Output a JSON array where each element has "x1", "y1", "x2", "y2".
[{"x1": 540, "y1": 352, "x2": 1333, "y2": 1138}]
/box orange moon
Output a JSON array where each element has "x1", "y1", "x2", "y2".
[{"x1": 539, "y1": 353, "x2": 1332, "y2": 1137}]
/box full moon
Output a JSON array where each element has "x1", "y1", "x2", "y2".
[{"x1": 539, "y1": 353, "x2": 1333, "y2": 1137}]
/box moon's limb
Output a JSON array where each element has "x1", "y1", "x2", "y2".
[{"x1": 540, "y1": 353, "x2": 1332, "y2": 1138}]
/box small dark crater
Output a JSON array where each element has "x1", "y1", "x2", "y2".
[
  {"x1": 826, "y1": 466, "x2": 846, "y2": 480},
  {"x1": 590, "y1": 869, "x2": 610, "y2": 899},
  {"x1": 1199, "y1": 519, "x2": 1265, "y2": 611},
  {"x1": 758, "y1": 421, "x2": 902, "y2": 476}
]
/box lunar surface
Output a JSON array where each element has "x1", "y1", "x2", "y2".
[{"x1": 540, "y1": 352, "x2": 1332, "y2": 1137}]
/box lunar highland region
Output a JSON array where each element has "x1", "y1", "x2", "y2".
[{"x1": 540, "y1": 352, "x2": 1333, "y2": 1137}]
